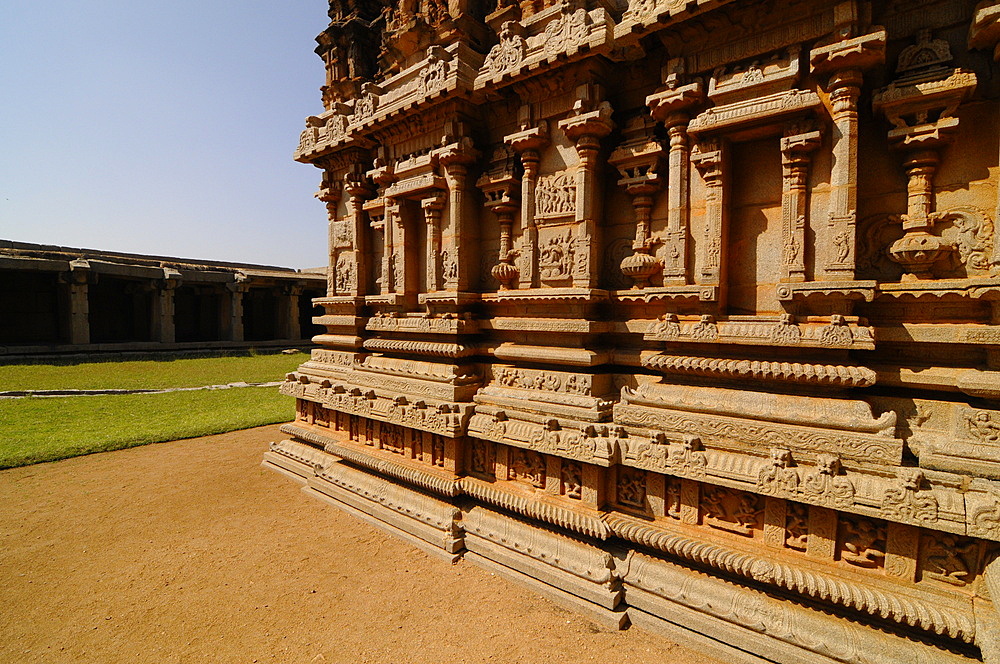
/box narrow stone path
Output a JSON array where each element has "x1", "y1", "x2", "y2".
[{"x1": 0, "y1": 381, "x2": 284, "y2": 399}]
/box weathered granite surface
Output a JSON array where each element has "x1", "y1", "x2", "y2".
[{"x1": 267, "y1": 1, "x2": 1000, "y2": 661}]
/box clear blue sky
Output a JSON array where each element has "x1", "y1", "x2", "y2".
[{"x1": 1, "y1": 1, "x2": 333, "y2": 269}]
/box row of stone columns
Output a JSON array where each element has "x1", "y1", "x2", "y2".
[{"x1": 58, "y1": 274, "x2": 307, "y2": 346}]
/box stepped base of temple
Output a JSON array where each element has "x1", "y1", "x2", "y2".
[{"x1": 263, "y1": 429, "x2": 981, "y2": 664}]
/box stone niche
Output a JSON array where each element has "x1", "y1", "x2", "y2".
[{"x1": 267, "y1": 1, "x2": 1000, "y2": 662}]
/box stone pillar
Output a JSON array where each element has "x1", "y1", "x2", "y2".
[
  {"x1": 560, "y1": 103, "x2": 614, "y2": 289},
  {"x1": 505, "y1": 120, "x2": 549, "y2": 289},
  {"x1": 224, "y1": 275, "x2": 247, "y2": 342},
  {"x1": 278, "y1": 284, "x2": 303, "y2": 340},
  {"x1": 780, "y1": 125, "x2": 822, "y2": 283},
  {"x1": 151, "y1": 268, "x2": 181, "y2": 344},
  {"x1": 692, "y1": 139, "x2": 728, "y2": 292},
  {"x1": 63, "y1": 259, "x2": 90, "y2": 345},
  {"x1": 810, "y1": 31, "x2": 886, "y2": 279}
]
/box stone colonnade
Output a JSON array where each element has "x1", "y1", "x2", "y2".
[{"x1": 0, "y1": 241, "x2": 325, "y2": 353}]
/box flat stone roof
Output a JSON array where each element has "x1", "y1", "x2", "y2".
[{"x1": 0, "y1": 239, "x2": 310, "y2": 275}]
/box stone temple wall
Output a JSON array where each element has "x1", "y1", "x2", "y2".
[{"x1": 266, "y1": 1, "x2": 1000, "y2": 661}]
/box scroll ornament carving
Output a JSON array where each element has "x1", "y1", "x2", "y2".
[
  {"x1": 800, "y1": 454, "x2": 855, "y2": 508},
  {"x1": 649, "y1": 313, "x2": 680, "y2": 339},
  {"x1": 623, "y1": 0, "x2": 678, "y2": 23},
  {"x1": 664, "y1": 436, "x2": 708, "y2": 477},
  {"x1": 482, "y1": 412, "x2": 508, "y2": 440},
  {"x1": 354, "y1": 85, "x2": 379, "y2": 121},
  {"x1": 529, "y1": 420, "x2": 603, "y2": 462},
  {"x1": 862, "y1": 207, "x2": 995, "y2": 279},
  {"x1": 757, "y1": 448, "x2": 799, "y2": 495},
  {"x1": 818, "y1": 314, "x2": 853, "y2": 346},
  {"x1": 969, "y1": 488, "x2": 1000, "y2": 539},
  {"x1": 769, "y1": 313, "x2": 801, "y2": 344},
  {"x1": 535, "y1": 172, "x2": 576, "y2": 218},
  {"x1": 880, "y1": 468, "x2": 938, "y2": 523},
  {"x1": 418, "y1": 57, "x2": 447, "y2": 96},
  {"x1": 297, "y1": 112, "x2": 350, "y2": 157},
  {"x1": 648, "y1": 315, "x2": 874, "y2": 349},
  {"x1": 948, "y1": 206, "x2": 995, "y2": 273},
  {"x1": 541, "y1": 6, "x2": 589, "y2": 58},
  {"x1": 484, "y1": 21, "x2": 525, "y2": 77},
  {"x1": 691, "y1": 315, "x2": 718, "y2": 340}
]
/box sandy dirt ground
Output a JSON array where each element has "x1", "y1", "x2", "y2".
[{"x1": 0, "y1": 425, "x2": 722, "y2": 664}]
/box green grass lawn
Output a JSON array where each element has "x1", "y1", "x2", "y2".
[
  {"x1": 0, "y1": 352, "x2": 305, "y2": 391},
  {"x1": 0, "y1": 387, "x2": 294, "y2": 469}
]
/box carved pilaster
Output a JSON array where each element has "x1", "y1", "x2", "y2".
[
  {"x1": 344, "y1": 172, "x2": 375, "y2": 298},
  {"x1": 505, "y1": 120, "x2": 549, "y2": 288},
  {"x1": 384, "y1": 197, "x2": 400, "y2": 294},
  {"x1": 436, "y1": 136, "x2": 480, "y2": 292},
  {"x1": 691, "y1": 138, "x2": 728, "y2": 292},
  {"x1": 811, "y1": 31, "x2": 886, "y2": 279},
  {"x1": 559, "y1": 102, "x2": 615, "y2": 289},
  {"x1": 422, "y1": 193, "x2": 446, "y2": 293},
  {"x1": 318, "y1": 173, "x2": 344, "y2": 298},
  {"x1": 647, "y1": 63, "x2": 704, "y2": 285},
  {"x1": 780, "y1": 124, "x2": 822, "y2": 283}
]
